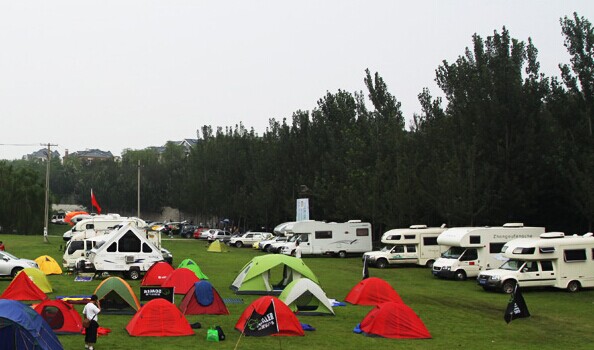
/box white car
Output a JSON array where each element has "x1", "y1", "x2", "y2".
[
  {"x1": 0, "y1": 251, "x2": 38, "y2": 277},
  {"x1": 207, "y1": 230, "x2": 233, "y2": 243},
  {"x1": 229, "y1": 232, "x2": 273, "y2": 248},
  {"x1": 258, "y1": 236, "x2": 288, "y2": 252}
]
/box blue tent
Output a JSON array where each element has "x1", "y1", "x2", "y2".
[{"x1": 0, "y1": 299, "x2": 63, "y2": 350}]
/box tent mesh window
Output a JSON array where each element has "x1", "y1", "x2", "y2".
[{"x1": 41, "y1": 306, "x2": 65, "y2": 329}]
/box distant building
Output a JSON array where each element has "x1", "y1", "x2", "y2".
[
  {"x1": 66, "y1": 149, "x2": 115, "y2": 162},
  {"x1": 23, "y1": 148, "x2": 60, "y2": 161}
]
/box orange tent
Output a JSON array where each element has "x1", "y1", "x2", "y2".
[{"x1": 64, "y1": 211, "x2": 89, "y2": 226}]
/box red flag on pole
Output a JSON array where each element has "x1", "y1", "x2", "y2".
[{"x1": 91, "y1": 189, "x2": 102, "y2": 214}]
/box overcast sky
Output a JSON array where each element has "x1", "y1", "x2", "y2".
[{"x1": 0, "y1": 1, "x2": 592, "y2": 160}]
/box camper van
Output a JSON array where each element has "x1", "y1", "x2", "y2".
[
  {"x1": 363, "y1": 225, "x2": 447, "y2": 268},
  {"x1": 280, "y1": 220, "x2": 372, "y2": 258},
  {"x1": 477, "y1": 232, "x2": 594, "y2": 293},
  {"x1": 432, "y1": 223, "x2": 544, "y2": 280},
  {"x1": 81, "y1": 224, "x2": 165, "y2": 280},
  {"x1": 62, "y1": 216, "x2": 147, "y2": 241}
]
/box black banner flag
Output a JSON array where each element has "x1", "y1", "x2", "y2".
[
  {"x1": 244, "y1": 300, "x2": 279, "y2": 336},
  {"x1": 504, "y1": 284, "x2": 530, "y2": 323}
]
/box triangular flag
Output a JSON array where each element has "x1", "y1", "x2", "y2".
[
  {"x1": 244, "y1": 300, "x2": 279, "y2": 336},
  {"x1": 91, "y1": 189, "x2": 102, "y2": 214},
  {"x1": 504, "y1": 284, "x2": 530, "y2": 323}
]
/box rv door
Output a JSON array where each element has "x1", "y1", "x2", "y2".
[{"x1": 299, "y1": 233, "x2": 313, "y2": 254}]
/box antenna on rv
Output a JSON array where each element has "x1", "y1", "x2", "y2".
[{"x1": 441, "y1": 223, "x2": 447, "y2": 228}]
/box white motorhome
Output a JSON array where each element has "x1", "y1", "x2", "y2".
[
  {"x1": 363, "y1": 224, "x2": 447, "y2": 268},
  {"x1": 432, "y1": 223, "x2": 544, "y2": 280},
  {"x1": 83, "y1": 224, "x2": 165, "y2": 280},
  {"x1": 477, "y1": 232, "x2": 594, "y2": 293},
  {"x1": 62, "y1": 216, "x2": 147, "y2": 241},
  {"x1": 280, "y1": 220, "x2": 372, "y2": 258}
]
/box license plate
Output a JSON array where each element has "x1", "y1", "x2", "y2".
[
  {"x1": 432, "y1": 271, "x2": 438, "y2": 276},
  {"x1": 478, "y1": 279, "x2": 486, "y2": 285}
]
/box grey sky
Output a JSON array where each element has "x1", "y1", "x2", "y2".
[{"x1": 0, "y1": 1, "x2": 592, "y2": 160}]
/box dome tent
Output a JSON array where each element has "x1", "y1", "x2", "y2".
[
  {"x1": 278, "y1": 278, "x2": 334, "y2": 316},
  {"x1": 345, "y1": 277, "x2": 403, "y2": 305},
  {"x1": 207, "y1": 240, "x2": 229, "y2": 253},
  {"x1": 141, "y1": 261, "x2": 174, "y2": 286},
  {"x1": 34, "y1": 299, "x2": 84, "y2": 334},
  {"x1": 235, "y1": 296, "x2": 304, "y2": 337},
  {"x1": 358, "y1": 302, "x2": 431, "y2": 339},
  {"x1": 94, "y1": 276, "x2": 141, "y2": 314},
  {"x1": 230, "y1": 255, "x2": 318, "y2": 295},
  {"x1": 0, "y1": 271, "x2": 47, "y2": 301},
  {"x1": 126, "y1": 298, "x2": 194, "y2": 337},
  {"x1": 21, "y1": 267, "x2": 53, "y2": 293},
  {"x1": 35, "y1": 255, "x2": 63, "y2": 275},
  {"x1": 162, "y1": 268, "x2": 200, "y2": 295},
  {"x1": 0, "y1": 299, "x2": 63, "y2": 350},
  {"x1": 177, "y1": 258, "x2": 209, "y2": 280},
  {"x1": 179, "y1": 281, "x2": 229, "y2": 315}
]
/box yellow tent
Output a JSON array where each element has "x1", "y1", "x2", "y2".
[
  {"x1": 207, "y1": 240, "x2": 229, "y2": 253},
  {"x1": 19, "y1": 267, "x2": 53, "y2": 293},
  {"x1": 35, "y1": 255, "x2": 63, "y2": 275}
]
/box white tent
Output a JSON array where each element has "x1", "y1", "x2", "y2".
[{"x1": 278, "y1": 278, "x2": 335, "y2": 316}]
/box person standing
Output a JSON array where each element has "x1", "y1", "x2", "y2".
[
  {"x1": 0, "y1": 241, "x2": 5, "y2": 251},
  {"x1": 83, "y1": 295, "x2": 101, "y2": 350},
  {"x1": 295, "y1": 241, "x2": 302, "y2": 259}
]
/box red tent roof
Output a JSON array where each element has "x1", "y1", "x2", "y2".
[
  {"x1": 0, "y1": 272, "x2": 47, "y2": 301},
  {"x1": 235, "y1": 296, "x2": 304, "y2": 337},
  {"x1": 360, "y1": 302, "x2": 431, "y2": 339},
  {"x1": 345, "y1": 277, "x2": 403, "y2": 306},
  {"x1": 141, "y1": 262, "x2": 174, "y2": 286},
  {"x1": 126, "y1": 299, "x2": 194, "y2": 337},
  {"x1": 161, "y1": 268, "x2": 200, "y2": 294},
  {"x1": 34, "y1": 299, "x2": 83, "y2": 334},
  {"x1": 179, "y1": 281, "x2": 229, "y2": 315}
]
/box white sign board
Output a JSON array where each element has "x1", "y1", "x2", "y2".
[{"x1": 296, "y1": 198, "x2": 310, "y2": 221}]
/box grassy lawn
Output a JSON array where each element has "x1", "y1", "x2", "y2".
[{"x1": 1, "y1": 225, "x2": 594, "y2": 349}]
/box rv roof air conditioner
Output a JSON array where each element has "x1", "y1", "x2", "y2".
[
  {"x1": 540, "y1": 232, "x2": 565, "y2": 239},
  {"x1": 410, "y1": 225, "x2": 428, "y2": 229},
  {"x1": 503, "y1": 223, "x2": 524, "y2": 228}
]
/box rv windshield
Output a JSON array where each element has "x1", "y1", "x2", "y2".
[
  {"x1": 380, "y1": 245, "x2": 394, "y2": 252},
  {"x1": 499, "y1": 260, "x2": 525, "y2": 271},
  {"x1": 441, "y1": 247, "x2": 466, "y2": 259}
]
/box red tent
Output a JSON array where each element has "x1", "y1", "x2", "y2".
[
  {"x1": 126, "y1": 298, "x2": 194, "y2": 337},
  {"x1": 141, "y1": 262, "x2": 174, "y2": 286},
  {"x1": 179, "y1": 281, "x2": 229, "y2": 315},
  {"x1": 161, "y1": 268, "x2": 200, "y2": 294},
  {"x1": 34, "y1": 299, "x2": 83, "y2": 334},
  {"x1": 235, "y1": 296, "x2": 304, "y2": 337},
  {"x1": 360, "y1": 302, "x2": 431, "y2": 339},
  {"x1": 0, "y1": 272, "x2": 47, "y2": 301},
  {"x1": 345, "y1": 277, "x2": 403, "y2": 305}
]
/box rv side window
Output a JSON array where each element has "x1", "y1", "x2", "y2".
[
  {"x1": 540, "y1": 247, "x2": 555, "y2": 253},
  {"x1": 118, "y1": 231, "x2": 141, "y2": 253},
  {"x1": 564, "y1": 249, "x2": 586, "y2": 262},
  {"x1": 315, "y1": 231, "x2": 332, "y2": 239},
  {"x1": 388, "y1": 235, "x2": 401, "y2": 241},
  {"x1": 85, "y1": 241, "x2": 94, "y2": 251},
  {"x1": 540, "y1": 261, "x2": 554, "y2": 271},
  {"x1": 404, "y1": 234, "x2": 415, "y2": 239},
  {"x1": 67, "y1": 241, "x2": 83, "y2": 255},
  {"x1": 489, "y1": 243, "x2": 505, "y2": 254},
  {"x1": 460, "y1": 249, "x2": 478, "y2": 261},
  {"x1": 469, "y1": 235, "x2": 481, "y2": 244},
  {"x1": 86, "y1": 224, "x2": 94, "y2": 230},
  {"x1": 107, "y1": 242, "x2": 117, "y2": 252},
  {"x1": 142, "y1": 243, "x2": 153, "y2": 253},
  {"x1": 393, "y1": 245, "x2": 405, "y2": 253},
  {"x1": 423, "y1": 237, "x2": 438, "y2": 246},
  {"x1": 512, "y1": 247, "x2": 535, "y2": 254},
  {"x1": 356, "y1": 228, "x2": 369, "y2": 237},
  {"x1": 406, "y1": 245, "x2": 416, "y2": 253}
]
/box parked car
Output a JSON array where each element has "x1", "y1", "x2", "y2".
[
  {"x1": 0, "y1": 251, "x2": 38, "y2": 277},
  {"x1": 258, "y1": 236, "x2": 288, "y2": 252},
  {"x1": 207, "y1": 230, "x2": 233, "y2": 243},
  {"x1": 229, "y1": 232, "x2": 273, "y2": 248},
  {"x1": 179, "y1": 224, "x2": 196, "y2": 238},
  {"x1": 193, "y1": 227, "x2": 211, "y2": 239}
]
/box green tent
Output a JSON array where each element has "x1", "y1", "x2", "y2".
[
  {"x1": 94, "y1": 277, "x2": 140, "y2": 314},
  {"x1": 278, "y1": 278, "x2": 335, "y2": 316},
  {"x1": 177, "y1": 259, "x2": 209, "y2": 280},
  {"x1": 230, "y1": 255, "x2": 318, "y2": 295},
  {"x1": 207, "y1": 240, "x2": 229, "y2": 253},
  {"x1": 20, "y1": 268, "x2": 53, "y2": 293}
]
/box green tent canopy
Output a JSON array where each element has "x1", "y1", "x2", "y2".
[
  {"x1": 94, "y1": 277, "x2": 140, "y2": 314},
  {"x1": 278, "y1": 278, "x2": 335, "y2": 316},
  {"x1": 230, "y1": 255, "x2": 318, "y2": 295},
  {"x1": 177, "y1": 259, "x2": 209, "y2": 280}
]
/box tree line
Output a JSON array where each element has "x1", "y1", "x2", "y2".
[{"x1": 1, "y1": 13, "x2": 592, "y2": 237}]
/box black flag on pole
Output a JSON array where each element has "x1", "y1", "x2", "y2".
[
  {"x1": 504, "y1": 284, "x2": 530, "y2": 323},
  {"x1": 244, "y1": 300, "x2": 279, "y2": 336},
  {"x1": 362, "y1": 255, "x2": 369, "y2": 280}
]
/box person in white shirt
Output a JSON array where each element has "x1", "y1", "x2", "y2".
[
  {"x1": 295, "y1": 241, "x2": 302, "y2": 259},
  {"x1": 83, "y1": 294, "x2": 101, "y2": 350}
]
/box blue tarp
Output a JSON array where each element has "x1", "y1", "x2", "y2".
[
  {"x1": 195, "y1": 281, "x2": 215, "y2": 306},
  {"x1": 0, "y1": 299, "x2": 63, "y2": 350}
]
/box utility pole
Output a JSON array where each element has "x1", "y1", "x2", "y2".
[
  {"x1": 137, "y1": 160, "x2": 141, "y2": 218},
  {"x1": 42, "y1": 143, "x2": 57, "y2": 243}
]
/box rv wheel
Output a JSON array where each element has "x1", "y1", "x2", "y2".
[
  {"x1": 426, "y1": 260, "x2": 435, "y2": 269},
  {"x1": 454, "y1": 270, "x2": 467, "y2": 281},
  {"x1": 567, "y1": 280, "x2": 580, "y2": 293},
  {"x1": 502, "y1": 280, "x2": 516, "y2": 294},
  {"x1": 376, "y1": 259, "x2": 388, "y2": 269},
  {"x1": 338, "y1": 251, "x2": 347, "y2": 258},
  {"x1": 127, "y1": 269, "x2": 141, "y2": 280}
]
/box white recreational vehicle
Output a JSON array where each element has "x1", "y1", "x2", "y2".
[
  {"x1": 82, "y1": 224, "x2": 165, "y2": 280},
  {"x1": 477, "y1": 232, "x2": 594, "y2": 293},
  {"x1": 280, "y1": 220, "x2": 372, "y2": 258},
  {"x1": 62, "y1": 216, "x2": 147, "y2": 241},
  {"x1": 432, "y1": 223, "x2": 544, "y2": 280},
  {"x1": 363, "y1": 224, "x2": 448, "y2": 268}
]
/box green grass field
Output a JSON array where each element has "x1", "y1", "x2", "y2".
[{"x1": 1, "y1": 226, "x2": 593, "y2": 350}]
